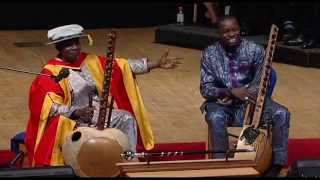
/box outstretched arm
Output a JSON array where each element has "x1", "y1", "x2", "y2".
[
  {"x1": 128, "y1": 50, "x2": 181, "y2": 74},
  {"x1": 147, "y1": 50, "x2": 181, "y2": 70}
]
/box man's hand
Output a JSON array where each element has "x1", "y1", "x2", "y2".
[
  {"x1": 147, "y1": 50, "x2": 182, "y2": 70},
  {"x1": 230, "y1": 87, "x2": 256, "y2": 103},
  {"x1": 72, "y1": 106, "x2": 95, "y2": 122},
  {"x1": 158, "y1": 50, "x2": 182, "y2": 69},
  {"x1": 217, "y1": 97, "x2": 233, "y2": 105}
]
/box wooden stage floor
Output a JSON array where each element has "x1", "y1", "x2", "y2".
[{"x1": 0, "y1": 27, "x2": 319, "y2": 149}]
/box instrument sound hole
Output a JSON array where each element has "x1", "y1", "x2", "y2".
[{"x1": 71, "y1": 131, "x2": 82, "y2": 142}]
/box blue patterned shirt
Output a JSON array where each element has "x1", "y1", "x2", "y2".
[{"x1": 200, "y1": 38, "x2": 265, "y2": 109}]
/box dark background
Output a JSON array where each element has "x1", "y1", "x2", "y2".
[
  {"x1": 0, "y1": 1, "x2": 319, "y2": 35},
  {"x1": 0, "y1": 2, "x2": 180, "y2": 29}
]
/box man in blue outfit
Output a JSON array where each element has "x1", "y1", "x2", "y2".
[{"x1": 200, "y1": 15, "x2": 290, "y2": 176}]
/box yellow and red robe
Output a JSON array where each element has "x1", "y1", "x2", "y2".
[{"x1": 25, "y1": 52, "x2": 154, "y2": 166}]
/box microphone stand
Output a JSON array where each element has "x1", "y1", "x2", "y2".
[
  {"x1": 0, "y1": 64, "x2": 69, "y2": 105},
  {"x1": 0, "y1": 65, "x2": 52, "y2": 77},
  {"x1": 0, "y1": 65, "x2": 69, "y2": 82}
]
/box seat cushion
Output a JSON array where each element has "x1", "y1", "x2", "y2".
[{"x1": 0, "y1": 150, "x2": 16, "y2": 167}]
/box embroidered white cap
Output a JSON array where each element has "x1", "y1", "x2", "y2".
[{"x1": 47, "y1": 24, "x2": 88, "y2": 45}]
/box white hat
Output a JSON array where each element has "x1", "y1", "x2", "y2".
[{"x1": 47, "y1": 24, "x2": 88, "y2": 45}]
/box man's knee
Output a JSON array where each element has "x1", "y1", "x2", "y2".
[
  {"x1": 123, "y1": 110, "x2": 135, "y2": 119},
  {"x1": 110, "y1": 109, "x2": 137, "y2": 128},
  {"x1": 205, "y1": 111, "x2": 228, "y2": 131},
  {"x1": 273, "y1": 105, "x2": 290, "y2": 128},
  {"x1": 114, "y1": 109, "x2": 135, "y2": 121}
]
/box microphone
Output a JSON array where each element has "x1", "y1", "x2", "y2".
[
  {"x1": 54, "y1": 68, "x2": 70, "y2": 82},
  {"x1": 0, "y1": 65, "x2": 69, "y2": 82}
]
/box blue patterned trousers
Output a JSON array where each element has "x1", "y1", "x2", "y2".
[{"x1": 204, "y1": 98, "x2": 290, "y2": 165}]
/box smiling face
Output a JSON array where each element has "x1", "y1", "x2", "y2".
[
  {"x1": 218, "y1": 17, "x2": 241, "y2": 48},
  {"x1": 56, "y1": 38, "x2": 81, "y2": 63}
]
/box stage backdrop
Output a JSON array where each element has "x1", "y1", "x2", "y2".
[{"x1": 0, "y1": 2, "x2": 182, "y2": 29}]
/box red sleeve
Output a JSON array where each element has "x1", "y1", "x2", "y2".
[
  {"x1": 25, "y1": 68, "x2": 65, "y2": 166},
  {"x1": 28, "y1": 69, "x2": 64, "y2": 117}
]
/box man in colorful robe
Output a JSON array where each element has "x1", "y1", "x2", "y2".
[{"x1": 25, "y1": 24, "x2": 178, "y2": 167}]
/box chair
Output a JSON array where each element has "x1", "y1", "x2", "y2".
[
  {"x1": 0, "y1": 131, "x2": 27, "y2": 169},
  {"x1": 0, "y1": 150, "x2": 16, "y2": 168},
  {"x1": 10, "y1": 131, "x2": 28, "y2": 167},
  {"x1": 207, "y1": 68, "x2": 277, "y2": 159}
]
